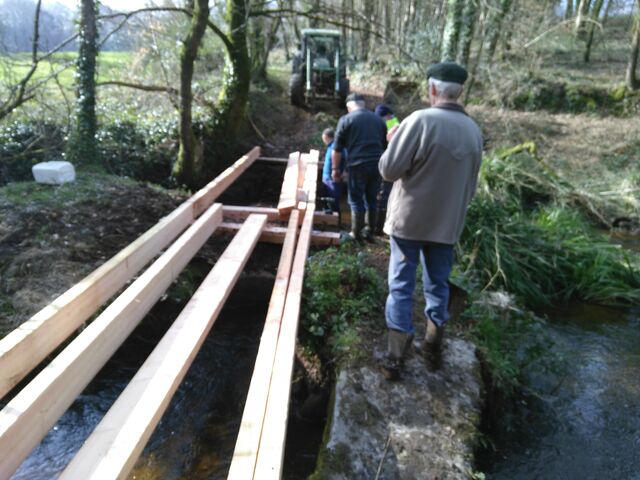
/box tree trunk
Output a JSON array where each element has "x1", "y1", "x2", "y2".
[
  {"x1": 627, "y1": 1, "x2": 640, "y2": 89},
  {"x1": 575, "y1": 0, "x2": 593, "y2": 38},
  {"x1": 172, "y1": 0, "x2": 209, "y2": 187},
  {"x1": 66, "y1": 0, "x2": 98, "y2": 165},
  {"x1": 584, "y1": 0, "x2": 605, "y2": 62},
  {"x1": 484, "y1": 0, "x2": 512, "y2": 65},
  {"x1": 441, "y1": 0, "x2": 464, "y2": 61},
  {"x1": 457, "y1": 0, "x2": 478, "y2": 67},
  {"x1": 256, "y1": 17, "x2": 282, "y2": 79},
  {"x1": 203, "y1": 0, "x2": 251, "y2": 176},
  {"x1": 565, "y1": 0, "x2": 574, "y2": 19}
]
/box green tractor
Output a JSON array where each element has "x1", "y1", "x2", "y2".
[{"x1": 289, "y1": 29, "x2": 350, "y2": 109}]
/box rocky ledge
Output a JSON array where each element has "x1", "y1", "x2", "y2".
[{"x1": 311, "y1": 336, "x2": 483, "y2": 480}]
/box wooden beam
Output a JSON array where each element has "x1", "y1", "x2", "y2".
[
  {"x1": 218, "y1": 222, "x2": 339, "y2": 247},
  {"x1": 257, "y1": 156, "x2": 288, "y2": 164},
  {"x1": 60, "y1": 215, "x2": 267, "y2": 480},
  {"x1": 277, "y1": 152, "x2": 300, "y2": 219},
  {"x1": 0, "y1": 204, "x2": 225, "y2": 480},
  {"x1": 253, "y1": 205, "x2": 316, "y2": 479},
  {"x1": 228, "y1": 211, "x2": 299, "y2": 479},
  {"x1": 0, "y1": 147, "x2": 260, "y2": 400},
  {"x1": 223, "y1": 205, "x2": 279, "y2": 222},
  {"x1": 223, "y1": 205, "x2": 338, "y2": 226}
]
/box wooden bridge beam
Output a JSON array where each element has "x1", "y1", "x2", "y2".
[
  {"x1": 226, "y1": 210, "x2": 299, "y2": 479},
  {"x1": 60, "y1": 214, "x2": 267, "y2": 480},
  {"x1": 0, "y1": 147, "x2": 260, "y2": 400},
  {"x1": 0, "y1": 203, "x2": 225, "y2": 480},
  {"x1": 252, "y1": 149, "x2": 320, "y2": 479}
]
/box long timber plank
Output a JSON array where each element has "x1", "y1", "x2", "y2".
[
  {"x1": 227, "y1": 211, "x2": 300, "y2": 479},
  {"x1": 0, "y1": 146, "x2": 260, "y2": 400},
  {"x1": 253, "y1": 206, "x2": 316, "y2": 479},
  {"x1": 60, "y1": 214, "x2": 267, "y2": 480},
  {"x1": 0, "y1": 204, "x2": 224, "y2": 480},
  {"x1": 253, "y1": 150, "x2": 319, "y2": 479}
]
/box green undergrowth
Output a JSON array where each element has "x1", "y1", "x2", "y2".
[
  {"x1": 300, "y1": 245, "x2": 385, "y2": 363},
  {"x1": 460, "y1": 144, "x2": 640, "y2": 308},
  {"x1": 456, "y1": 143, "x2": 640, "y2": 394}
]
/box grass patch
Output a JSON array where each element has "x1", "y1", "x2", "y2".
[
  {"x1": 0, "y1": 171, "x2": 138, "y2": 207},
  {"x1": 300, "y1": 245, "x2": 385, "y2": 362}
]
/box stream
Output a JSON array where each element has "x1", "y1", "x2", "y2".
[{"x1": 484, "y1": 302, "x2": 640, "y2": 479}]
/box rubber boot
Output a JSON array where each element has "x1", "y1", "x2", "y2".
[
  {"x1": 347, "y1": 211, "x2": 365, "y2": 241},
  {"x1": 419, "y1": 318, "x2": 444, "y2": 372},
  {"x1": 374, "y1": 208, "x2": 386, "y2": 236},
  {"x1": 379, "y1": 329, "x2": 414, "y2": 381},
  {"x1": 363, "y1": 209, "x2": 376, "y2": 242}
]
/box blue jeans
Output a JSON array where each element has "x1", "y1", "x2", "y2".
[
  {"x1": 347, "y1": 161, "x2": 380, "y2": 214},
  {"x1": 377, "y1": 180, "x2": 393, "y2": 212},
  {"x1": 385, "y1": 236, "x2": 454, "y2": 334}
]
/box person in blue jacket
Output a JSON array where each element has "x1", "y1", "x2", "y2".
[{"x1": 321, "y1": 128, "x2": 346, "y2": 213}]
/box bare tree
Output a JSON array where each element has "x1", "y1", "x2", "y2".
[{"x1": 441, "y1": 0, "x2": 464, "y2": 61}]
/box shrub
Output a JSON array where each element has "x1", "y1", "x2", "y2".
[{"x1": 0, "y1": 121, "x2": 65, "y2": 185}]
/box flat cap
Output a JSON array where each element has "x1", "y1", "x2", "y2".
[
  {"x1": 426, "y1": 62, "x2": 468, "y2": 84},
  {"x1": 346, "y1": 92, "x2": 365, "y2": 103}
]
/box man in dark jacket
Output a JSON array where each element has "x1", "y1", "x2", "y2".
[{"x1": 332, "y1": 93, "x2": 387, "y2": 240}]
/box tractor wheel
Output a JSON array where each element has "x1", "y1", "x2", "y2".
[
  {"x1": 337, "y1": 77, "x2": 350, "y2": 108},
  {"x1": 290, "y1": 73, "x2": 305, "y2": 107}
]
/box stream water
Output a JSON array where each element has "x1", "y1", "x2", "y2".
[
  {"x1": 484, "y1": 302, "x2": 640, "y2": 479},
  {"x1": 10, "y1": 269, "x2": 321, "y2": 479}
]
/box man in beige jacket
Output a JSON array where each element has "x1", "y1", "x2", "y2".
[{"x1": 378, "y1": 62, "x2": 483, "y2": 379}]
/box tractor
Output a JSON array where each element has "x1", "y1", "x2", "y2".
[{"x1": 289, "y1": 29, "x2": 350, "y2": 109}]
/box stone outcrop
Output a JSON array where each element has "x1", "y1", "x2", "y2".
[{"x1": 311, "y1": 337, "x2": 482, "y2": 480}]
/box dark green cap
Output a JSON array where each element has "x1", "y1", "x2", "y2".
[{"x1": 426, "y1": 62, "x2": 468, "y2": 84}]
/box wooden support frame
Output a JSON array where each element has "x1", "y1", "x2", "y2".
[
  {"x1": 223, "y1": 205, "x2": 338, "y2": 226},
  {"x1": 60, "y1": 215, "x2": 267, "y2": 480},
  {"x1": 218, "y1": 222, "x2": 339, "y2": 246},
  {"x1": 253, "y1": 203, "x2": 317, "y2": 479},
  {"x1": 227, "y1": 211, "x2": 299, "y2": 479},
  {"x1": 0, "y1": 204, "x2": 225, "y2": 480},
  {"x1": 0, "y1": 147, "x2": 260, "y2": 400}
]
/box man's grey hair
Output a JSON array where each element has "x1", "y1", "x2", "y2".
[
  {"x1": 346, "y1": 99, "x2": 366, "y2": 109},
  {"x1": 428, "y1": 77, "x2": 463, "y2": 100}
]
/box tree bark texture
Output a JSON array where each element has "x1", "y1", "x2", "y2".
[
  {"x1": 172, "y1": 0, "x2": 209, "y2": 187},
  {"x1": 457, "y1": 0, "x2": 478, "y2": 67},
  {"x1": 583, "y1": 0, "x2": 604, "y2": 62},
  {"x1": 627, "y1": 0, "x2": 640, "y2": 89},
  {"x1": 441, "y1": 0, "x2": 464, "y2": 61},
  {"x1": 484, "y1": 0, "x2": 512, "y2": 64}
]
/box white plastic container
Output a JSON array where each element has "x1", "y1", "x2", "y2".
[{"x1": 32, "y1": 161, "x2": 76, "y2": 185}]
